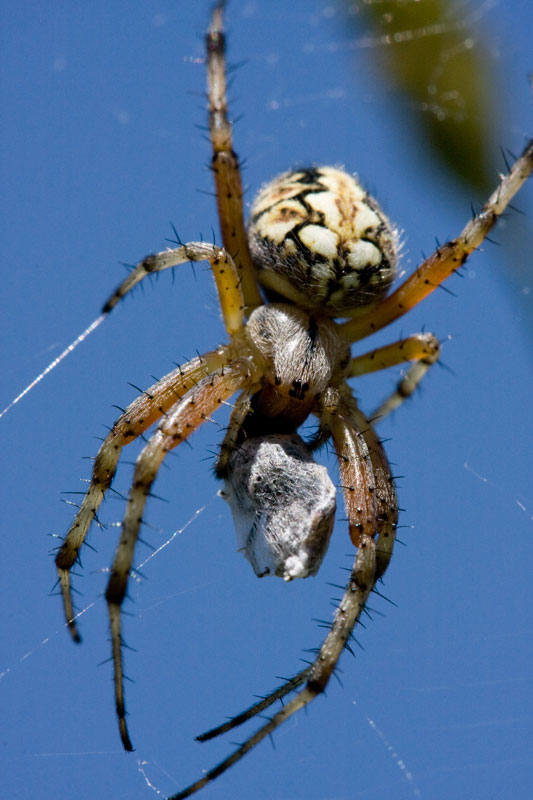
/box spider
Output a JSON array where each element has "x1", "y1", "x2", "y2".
[{"x1": 54, "y1": 4, "x2": 533, "y2": 798}]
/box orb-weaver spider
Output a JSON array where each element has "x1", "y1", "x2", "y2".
[{"x1": 54, "y1": 4, "x2": 533, "y2": 798}]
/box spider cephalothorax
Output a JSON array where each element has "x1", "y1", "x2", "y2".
[
  {"x1": 215, "y1": 302, "x2": 353, "y2": 580},
  {"x1": 54, "y1": 4, "x2": 533, "y2": 799}
]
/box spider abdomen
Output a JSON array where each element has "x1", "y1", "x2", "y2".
[{"x1": 247, "y1": 166, "x2": 398, "y2": 316}]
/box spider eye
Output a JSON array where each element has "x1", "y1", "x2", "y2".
[{"x1": 247, "y1": 166, "x2": 398, "y2": 317}]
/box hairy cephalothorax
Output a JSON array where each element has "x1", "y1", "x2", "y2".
[{"x1": 54, "y1": 4, "x2": 533, "y2": 799}]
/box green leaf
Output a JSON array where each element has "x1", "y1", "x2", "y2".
[{"x1": 351, "y1": 0, "x2": 501, "y2": 191}]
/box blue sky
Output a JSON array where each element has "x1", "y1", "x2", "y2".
[{"x1": 1, "y1": 2, "x2": 532, "y2": 799}]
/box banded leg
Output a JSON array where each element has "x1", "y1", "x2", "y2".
[
  {"x1": 168, "y1": 535, "x2": 377, "y2": 800},
  {"x1": 206, "y1": 3, "x2": 263, "y2": 312},
  {"x1": 196, "y1": 668, "x2": 309, "y2": 742},
  {"x1": 329, "y1": 388, "x2": 398, "y2": 576},
  {"x1": 174, "y1": 393, "x2": 397, "y2": 798},
  {"x1": 349, "y1": 333, "x2": 440, "y2": 420},
  {"x1": 55, "y1": 348, "x2": 230, "y2": 641},
  {"x1": 204, "y1": 389, "x2": 398, "y2": 732},
  {"x1": 215, "y1": 387, "x2": 258, "y2": 477},
  {"x1": 103, "y1": 242, "x2": 245, "y2": 336},
  {"x1": 105, "y1": 364, "x2": 254, "y2": 751},
  {"x1": 340, "y1": 139, "x2": 533, "y2": 343}
]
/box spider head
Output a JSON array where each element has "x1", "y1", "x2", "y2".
[{"x1": 247, "y1": 166, "x2": 398, "y2": 317}]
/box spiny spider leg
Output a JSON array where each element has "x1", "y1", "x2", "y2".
[
  {"x1": 57, "y1": 234, "x2": 247, "y2": 640},
  {"x1": 193, "y1": 384, "x2": 401, "y2": 745},
  {"x1": 328, "y1": 388, "x2": 398, "y2": 569},
  {"x1": 173, "y1": 393, "x2": 397, "y2": 798},
  {"x1": 348, "y1": 333, "x2": 440, "y2": 380},
  {"x1": 105, "y1": 363, "x2": 257, "y2": 751},
  {"x1": 169, "y1": 538, "x2": 379, "y2": 800},
  {"x1": 206, "y1": 2, "x2": 263, "y2": 312},
  {"x1": 215, "y1": 388, "x2": 255, "y2": 476},
  {"x1": 340, "y1": 138, "x2": 533, "y2": 344},
  {"x1": 103, "y1": 242, "x2": 245, "y2": 336},
  {"x1": 171, "y1": 555, "x2": 394, "y2": 790},
  {"x1": 196, "y1": 667, "x2": 310, "y2": 742},
  {"x1": 197, "y1": 385, "x2": 401, "y2": 744},
  {"x1": 55, "y1": 349, "x2": 231, "y2": 641},
  {"x1": 349, "y1": 333, "x2": 441, "y2": 419}
]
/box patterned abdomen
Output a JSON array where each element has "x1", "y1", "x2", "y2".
[{"x1": 247, "y1": 166, "x2": 398, "y2": 316}]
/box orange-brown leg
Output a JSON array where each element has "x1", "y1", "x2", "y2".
[
  {"x1": 327, "y1": 387, "x2": 398, "y2": 576},
  {"x1": 349, "y1": 333, "x2": 441, "y2": 419},
  {"x1": 206, "y1": 3, "x2": 263, "y2": 313},
  {"x1": 55, "y1": 348, "x2": 231, "y2": 642},
  {"x1": 168, "y1": 390, "x2": 397, "y2": 800},
  {"x1": 215, "y1": 386, "x2": 258, "y2": 476},
  {"x1": 340, "y1": 139, "x2": 533, "y2": 343},
  {"x1": 105, "y1": 363, "x2": 254, "y2": 751},
  {"x1": 103, "y1": 242, "x2": 245, "y2": 336}
]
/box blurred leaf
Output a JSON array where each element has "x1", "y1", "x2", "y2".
[{"x1": 348, "y1": 0, "x2": 501, "y2": 191}]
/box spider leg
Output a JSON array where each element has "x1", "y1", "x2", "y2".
[
  {"x1": 196, "y1": 667, "x2": 309, "y2": 742},
  {"x1": 206, "y1": 3, "x2": 263, "y2": 313},
  {"x1": 340, "y1": 138, "x2": 533, "y2": 343},
  {"x1": 105, "y1": 363, "x2": 256, "y2": 751},
  {"x1": 55, "y1": 349, "x2": 231, "y2": 642},
  {"x1": 103, "y1": 242, "x2": 245, "y2": 336},
  {"x1": 172, "y1": 390, "x2": 397, "y2": 799},
  {"x1": 215, "y1": 387, "x2": 256, "y2": 476},
  {"x1": 327, "y1": 387, "x2": 398, "y2": 575},
  {"x1": 348, "y1": 333, "x2": 440, "y2": 420},
  {"x1": 168, "y1": 533, "x2": 378, "y2": 800}
]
